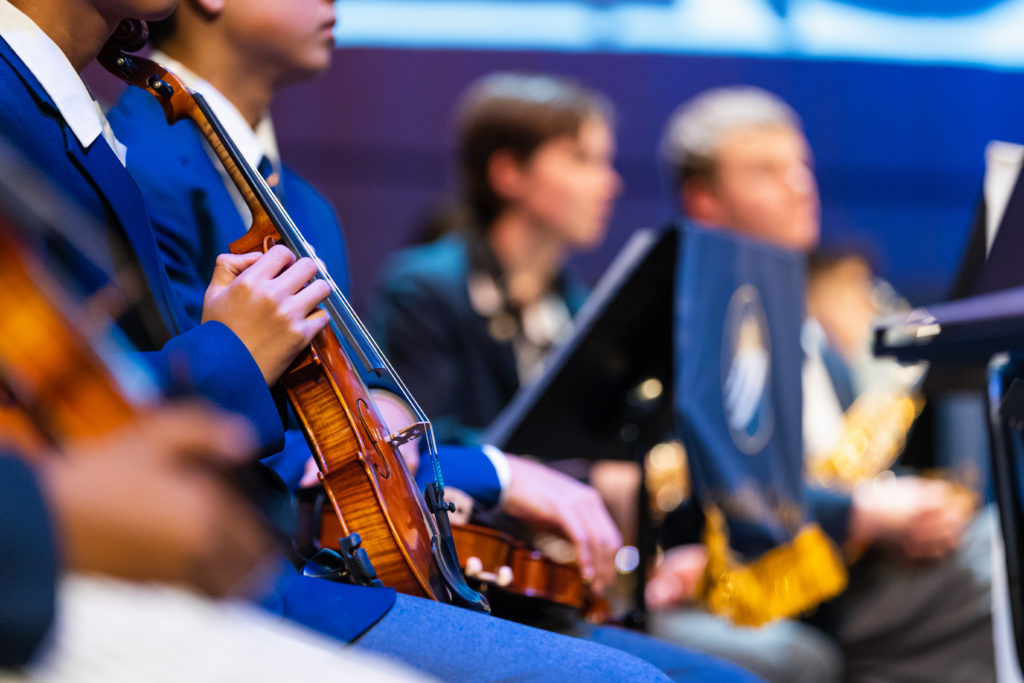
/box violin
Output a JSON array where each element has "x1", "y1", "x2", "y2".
[
  {"x1": 299, "y1": 376, "x2": 611, "y2": 620},
  {"x1": 452, "y1": 522, "x2": 611, "y2": 623},
  {"x1": 293, "y1": 494, "x2": 608, "y2": 621},
  {"x1": 0, "y1": 183, "x2": 151, "y2": 449},
  {"x1": 98, "y1": 22, "x2": 486, "y2": 611}
]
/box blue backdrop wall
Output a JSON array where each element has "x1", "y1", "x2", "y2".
[{"x1": 269, "y1": 47, "x2": 1024, "y2": 312}]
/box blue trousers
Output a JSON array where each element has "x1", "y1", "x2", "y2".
[{"x1": 354, "y1": 594, "x2": 762, "y2": 682}]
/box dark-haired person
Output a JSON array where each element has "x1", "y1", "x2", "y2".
[
  {"x1": 106, "y1": 1, "x2": 760, "y2": 680},
  {"x1": 371, "y1": 72, "x2": 620, "y2": 449},
  {"x1": 368, "y1": 70, "x2": 647, "y2": 631},
  {"x1": 369, "y1": 71, "x2": 642, "y2": 565}
]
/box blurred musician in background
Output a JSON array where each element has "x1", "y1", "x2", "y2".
[
  {"x1": 802, "y1": 248, "x2": 928, "y2": 488},
  {"x1": 106, "y1": 2, "x2": 760, "y2": 680},
  {"x1": 647, "y1": 85, "x2": 993, "y2": 683},
  {"x1": 370, "y1": 72, "x2": 620, "y2": 446},
  {"x1": 368, "y1": 70, "x2": 643, "y2": 577}
]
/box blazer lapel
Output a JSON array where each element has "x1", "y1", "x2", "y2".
[{"x1": 62, "y1": 114, "x2": 188, "y2": 338}]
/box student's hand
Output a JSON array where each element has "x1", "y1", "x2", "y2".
[
  {"x1": 503, "y1": 454, "x2": 622, "y2": 594},
  {"x1": 39, "y1": 403, "x2": 278, "y2": 597},
  {"x1": 202, "y1": 245, "x2": 331, "y2": 384},
  {"x1": 645, "y1": 544, "x2": 708, "y2": 608},
  {"x1": 848, "y1": 475, "x2": 972, "y2": 562}
]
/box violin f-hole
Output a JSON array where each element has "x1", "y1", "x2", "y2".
[{"x1": 356, "y1": 399, "x2": 391, "y2": 480}]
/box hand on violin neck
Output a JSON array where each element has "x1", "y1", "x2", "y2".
[
  {"x1": 503, "y1": 454, "x2": 622, "y2": 594},
  {"x1": 202, "y1": 245, "x2": 331, "y2": 384},
  {"x1": 38, "y1": 403, "x2": 280, "y2": 598}
]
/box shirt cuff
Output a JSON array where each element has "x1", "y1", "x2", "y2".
[{"x1": 480, "y1": 444, "x2": 511, "y2": 508}]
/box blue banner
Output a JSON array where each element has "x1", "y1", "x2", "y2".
[{"x1": 673, "y1": 223, "x2": 807, "y2": 559}]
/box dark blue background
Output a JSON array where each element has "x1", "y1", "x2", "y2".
[{"x1": 263, "y1": 48, "x2": 1024, "y2": 313}]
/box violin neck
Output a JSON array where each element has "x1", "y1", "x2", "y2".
[{"x1": 192, "y1": 95, "x2": 286, "y2": 239}]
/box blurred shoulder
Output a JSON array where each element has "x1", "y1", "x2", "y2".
[{"x1": 378, "y1": 233, "x2": 471, "y2": 295}]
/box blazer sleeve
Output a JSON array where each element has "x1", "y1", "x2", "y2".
[
  {"x1": 141, "y1": 321, "x2": 286, "y2": 454},
  {"x1": 415, "y1": 444, "x2": 503, "y2": 508},
  {"x1": 0, "y1": 456, "x2": 59, "y2": 668}
]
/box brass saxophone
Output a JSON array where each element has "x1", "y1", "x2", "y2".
[{"x1": 806, "y1": 387, "x2": 925, "y2": 492}]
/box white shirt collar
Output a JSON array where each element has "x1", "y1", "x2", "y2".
[
  {"x1": 0, "y1": 0, "x2": 125, "y2": 163},
  {"x1": 150, "y1": 50, "x2": 280, "y2": 175}
]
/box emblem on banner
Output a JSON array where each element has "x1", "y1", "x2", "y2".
[{"x1": 721, "y1": 284, "x2": 774, "y2": 454}]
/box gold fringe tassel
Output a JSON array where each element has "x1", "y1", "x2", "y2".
[{"x1": 698, "y1": 506, "x2": 847, "y2": 627}]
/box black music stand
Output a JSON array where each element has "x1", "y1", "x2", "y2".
[
  {"x1": 875, "y1": 289, "x2": 1024, "y2": 673},
  {"x1": 874, "y1": 286, "x2": 1024, "y2": 365},
  {"x1": 484, "y1": 226, "x2": 678, "y2": 628},
  {"x1": 485, "y1": 227, "x2": 676, "y2": 461}
]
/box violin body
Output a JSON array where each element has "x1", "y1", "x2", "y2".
[
  {"x1": 453, "y1": 524, "x2": 584, "y2": 605},
  {"x1": 451, "y1": 522, "x2": 610, "y2": 622},
  {"x1": 285, "y1": 332, "x2": 442, "y2": 598}
]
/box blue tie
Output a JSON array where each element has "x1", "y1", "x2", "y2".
[
  {"x1": 257, "y1": 156, "x2": 285, "y2": 204},
  {"x1": 821, "y1": 342, "x2": 856, "y2": 412}
]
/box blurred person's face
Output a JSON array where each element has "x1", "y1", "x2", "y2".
[
  {"x1": 685, "y1": 124, "x2": 819, "y2": 252},
  {"x1": 512, "y1": 115, "x2": 621, "y2": 250},
  {"x1": 219, "y1": 0, "x2": 336, "y2": 85}
]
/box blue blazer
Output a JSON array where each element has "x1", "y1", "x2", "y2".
[
  {"x1": 0, "y1": 457, "x2": 58, "y2": 668},
  {"x1": 110, "y1": 86, "x2": 350, "y2": 486},
  {"x1": 370, "y1": 233, "x2": 589, "y2": 446},
  {"x1": 108, "y1": 86, "x2": 350, "y2": 326},
  {"x1": 0, "y1": 39, "x2": 283, "y2": 453},
  {"x1": 109, "y1": 86, "x2": 504, "y2": 507}
]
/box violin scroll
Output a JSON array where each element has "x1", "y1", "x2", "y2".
[
  {"x1": 97, "y1": 39, "x2": 200, "y2": 130},
  {"x1": 107, "y1": 19, "x2": 150, "y2": 53}
]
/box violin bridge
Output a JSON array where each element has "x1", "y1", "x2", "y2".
[{"x1": 386, "y1": 421, "x2": 428, "y2": 447}]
